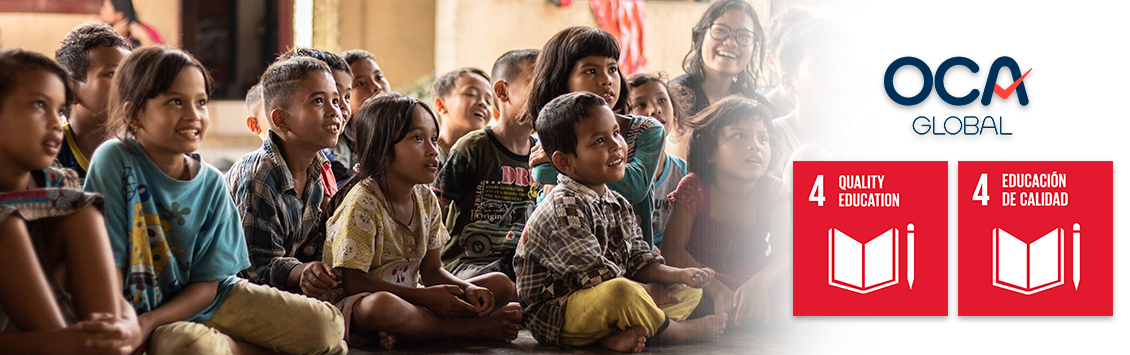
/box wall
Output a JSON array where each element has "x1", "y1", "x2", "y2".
[
  {"x1": 431, "y1": 0, "x2": 774, "y2": 83},
  {"x1": 338, "y1": 0, "x2": 436, "y2": 89},
  {"x1": 0, "y1": 1, "x2": 180, "y2": 55}
]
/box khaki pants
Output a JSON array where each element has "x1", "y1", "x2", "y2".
[
  {"x1": 559, "y1": 278, "x2": 702, "y2": 347},
  {"x1": 148, "y1": 280, "x2": 347, "y2": 355}
]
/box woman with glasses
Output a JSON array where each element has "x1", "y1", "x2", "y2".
[{"x1": 669, "y1": 0, "x2": 777, "y2": 160}]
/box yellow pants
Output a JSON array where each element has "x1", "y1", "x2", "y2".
[
  {"x1": 559, "y1": 278, "x2": 702, "y2": 347},
  {"x1": 148, "y1": 280, "x2": 348, "y2": 355}
]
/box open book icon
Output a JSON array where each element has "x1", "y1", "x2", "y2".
[
  {"x1": 993, "y1": 228, "x2": 1065, "y2": 295},
  {"x1": 828, "y1": 228, "x2": 900, "y2": 294}
]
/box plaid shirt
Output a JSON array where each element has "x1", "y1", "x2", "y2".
[
  {"x1": 514, "y1": 174, "x2": 662, "y2": 346},
  {"x1": 225, "y1": 132, "x2": 329, "y2": 289}
]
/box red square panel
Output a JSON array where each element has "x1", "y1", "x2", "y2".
[
  {"x1": 793, "y1": 161, "x2": 948, "y2": 316},
  {"x1": 958, "y1": 161, "x2": 1113, "y2": 316}
]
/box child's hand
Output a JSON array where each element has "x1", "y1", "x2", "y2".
[
  {"x1": 300, "y1": 261, "x2": 338, "y2": 298},
  {"x1": 732, "y1": 277, "x2": 770, "y2": 326},
  {"x1": 72, "y1": 313, "x2": 138, "y2": 355},
  {"x1": 462, "y1": 285, "x2": 495, "y2": 317},
  {"x1": 418, "y1": 284, "x2": 477, "y2": 318},
  {"x1": 529, "y1": 143, "x2": 550, "y2": 167},
  {"x1": 677, "y1": 267, "x2": 714, "y2": 288}
]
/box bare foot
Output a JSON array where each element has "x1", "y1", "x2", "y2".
[
  {"x1": 472, "y1": 303, "x2": 522, "y2": 342},
  {"x1": 599, "y1": 325, "x2": 648, "y2": 353},
  {"x1": 657, "y1": 313, "x2": 727, "y2": 344},
  {"x1": 377, "y1": 331, "x2": 396, "y2": 350}
]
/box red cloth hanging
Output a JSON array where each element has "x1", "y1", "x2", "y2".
[{"x1": 589, "y1": 0, "x2": 646, "y2": 75}]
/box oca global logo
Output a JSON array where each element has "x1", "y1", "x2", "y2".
[{"x1": 883, "y1": 56, "x2": 1032, "y2": 135}]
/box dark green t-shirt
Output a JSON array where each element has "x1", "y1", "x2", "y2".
[{"x1": 433, "y1": 127, "x2": 537, "y2": 271}]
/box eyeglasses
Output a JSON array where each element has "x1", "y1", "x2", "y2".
[{"x1": 708, "y1": 23, "x2": 757, "y2": 47}]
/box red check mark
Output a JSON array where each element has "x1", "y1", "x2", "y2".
[{"x1": 993, "y1": 68, "x2": 1033, "y2": 99}]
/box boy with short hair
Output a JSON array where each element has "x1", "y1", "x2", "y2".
[
  {"x1": 433, "y1": 49, "x2": 538, "y2": 280},
  {"x1": 53, "y1": 22, "x2": 131, "y2": 181},
  {"x1": 277, "y1": 47, "x2": 353, "y2": 196},
  {"x1": 226, "y1": 57, "x2": 345, "y2": 298},
  {"x1": 433, "y1": 67, "x2": 493, "y2": 164},
  {"x1": 515, "y1": 92, "x2": 727, "y2": 352},
  {"x1": 243, "y1": 84, "x2": 268, "y2": 141}
]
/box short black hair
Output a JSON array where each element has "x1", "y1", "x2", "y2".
[
  {"x1": 491, "y1": 49, "x2": 538, "y2": 84},
  {"x1": 55, "y1": 22, "x2": 132, "y2": 82},
  {"x1": 278, "y1": 47, "x2": 351, "y2": 74},
  {"x1": 339, "y1": 49, "x2": 374, "y2": 65},
  {"x1": 626, "y1": 72, "x2": 682, "y2": 127},
  {"x1": 432, "y1": 67, "x2": 490, "y2": 98},
  {"x1": 524, "y1": 26, "x2": 629, "y2": 125},
  {"x1": 0, "y1": 48, "x2": 74, "y2": 115},
  {"x1": 259, "y1": 56, "x2": 332, "y2": 113},
  {"x1": 245, "y1": 83, "x2": 262, "y2": 113},
  {"x1": 777, "y1": 19, "x2": 839, "y2": 75},
  {"x1": 535, "y1": 91, "x2": 607, "y2": 164}
]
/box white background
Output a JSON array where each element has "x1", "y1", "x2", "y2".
[{"x1": 792, "y1": 1, "x2": 1126, "y2": 353}]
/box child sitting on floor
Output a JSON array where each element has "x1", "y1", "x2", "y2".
[
  {"x1": 0, "y1": 47, "x2": 140, "y2": 355},
  {"x1": 526, "y1": 26, "x2": 666, "y2": 246},
  {"x1": 433, "y1": 49, "x2": 540, "y2": 281},
  {"x1": 226, "y1": 56, "x2": 345, "y2": 297},
  {"x1": 84, "y1": 46, "x2": 346, "y2": 355},
  {"x1": 661, "y1": 96, "x2": 791, "y2": 326},
  {"x1": 323, "y1": 93, "x2": 521, "y2": 350},
  {"x1": 516, "y1": 92, "x2": 726, "y2": 353}
]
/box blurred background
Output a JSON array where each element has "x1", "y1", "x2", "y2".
[{"x1": 0, "y1": 0, "x2": 812, "y2": 169}]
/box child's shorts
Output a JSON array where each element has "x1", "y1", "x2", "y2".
[{"x1": 333, "y1": 291, "x2": 376, "y2": 347}]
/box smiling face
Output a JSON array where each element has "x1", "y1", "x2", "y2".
[
  {"x1": 332, "y1": 69, "x2": 352, "y2": 125},
  {"x1": 561, "y1": 104, "x2": 626, "y2": 193},
  {"x1": 274, "y1": 71, "x2": 343, "y2": 152},
  {"x1": 439, "y1": 73, "x2": 492, "y2": 133},
  {"x1": 628, "y1": 80, "x2": 675, "y2": 128},
  {"x1": 132, "y1": 67, "x2": 210, "y2": 157},
  {"x1": 386, "y1": 105, "x2": 441, "y2": 185},
  {"x1": 712, "y1": 117, "x2": 770, "y2": 182},
  {"x1": 73, "y1": 45, "x2": 130, "y2": 125},
  {"x1": 0, "y1": 69, "x2": 67, "y2": 174},
  {"x1": 567, "y1": 56, "x2": 621, "y2": 105},
  {"x1": 701, "y1": 9, "x2": 756, "y2": 77},
  {"x1": 348, "y1": 58, "x2": 391, "y2": 112}
]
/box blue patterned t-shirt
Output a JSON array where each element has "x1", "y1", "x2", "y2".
[{"x1": 84, "y1": 138, "x2": 250, "y2": 322}]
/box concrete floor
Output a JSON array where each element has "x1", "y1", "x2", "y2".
[{"x1": 347, "y1": 325, "x2": 806, "y2": 355}]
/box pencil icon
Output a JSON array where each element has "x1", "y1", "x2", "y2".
[
  {"x1": 908, "y1": 223, "x2": 915, "y2": 290},
  {"x1": 1073, "y1": 223, "x2": 1080, "y2": 290}
]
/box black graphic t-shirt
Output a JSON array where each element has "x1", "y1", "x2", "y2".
[{"x1": 433, "y1": 127, "x2": 537, "y2": 272}]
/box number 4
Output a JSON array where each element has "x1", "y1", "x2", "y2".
[
  {"x1": 973, "y1": 173, "x2": 990, "y2": 206},
  {"x1": 809, "y1": 175, "x2": 826, "y2": 206}
]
